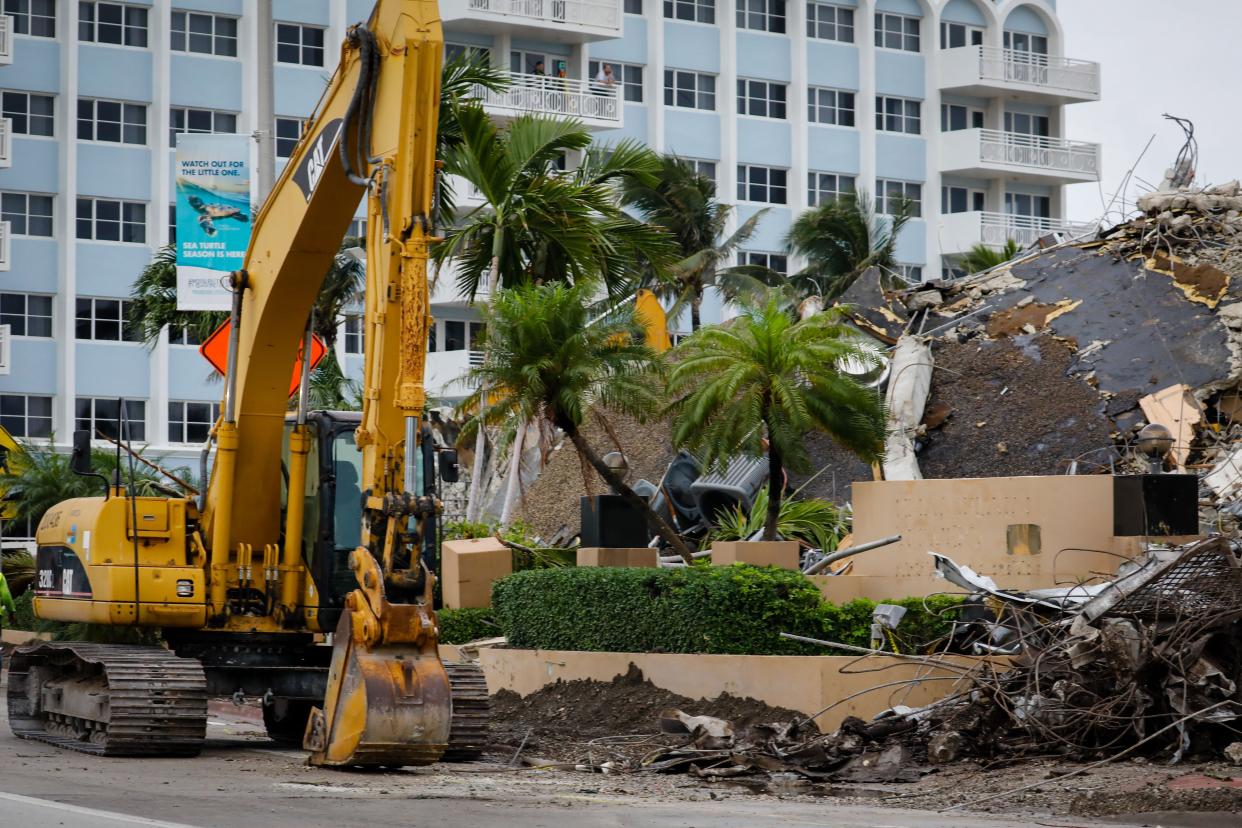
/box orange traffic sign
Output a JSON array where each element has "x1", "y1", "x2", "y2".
[{"x1": 199, "y1": 320, "x2": 328, "y2": 398}]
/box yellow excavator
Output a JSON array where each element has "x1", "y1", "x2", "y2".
[{"x1": 4, "y1": 0, "x2": 488, "y2": 767}]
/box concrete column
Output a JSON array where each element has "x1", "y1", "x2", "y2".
[
  {"x1": 857, "y1": 0, "x2": 876, "y2": 209},
  {"x1": 923, "y1": 2, "x2": 942, "y2": 278},
  {"x1": 56, "y1": 0, "x2": 79, "y2": 442},
  {"x1": 648, "y1": 1, "x2": 664, "y2": 151},
  {"x1": 150, "y1": 0, "x2": 172, "y2": 446}
]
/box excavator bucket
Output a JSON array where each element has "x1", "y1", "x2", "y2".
[{"x1": 304, "y1": 551, "x2": 451, "y2": 767}]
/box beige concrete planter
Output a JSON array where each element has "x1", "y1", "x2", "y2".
[{"x1": 711, "y1": 540, "x2": 801, "y2": 569}]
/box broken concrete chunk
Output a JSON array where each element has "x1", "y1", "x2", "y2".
[
  {"x1": 927, "y1": 731, "x2": 964, "y2": 764},
  {"x1": 905, "y1": 290, "x2": 944, "y2": 313}
]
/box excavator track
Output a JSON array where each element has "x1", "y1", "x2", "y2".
[
  {"x1": 443, "y1": 661, "x2": 489, "y2": 762},
  {"x1": 6, "y1": 642, "x2": 208, "y2": 757}
]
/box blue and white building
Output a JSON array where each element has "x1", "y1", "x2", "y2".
[{"x1": 0, "y1": 0, "x2": 1100, "y2": 475}]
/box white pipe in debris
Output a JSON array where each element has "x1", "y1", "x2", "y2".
[
  {"x1": 802, "y1": 534, "x2": 903, "y2": 575},
  {"x1": 658, "y1": 550, "x2": 712, "y2": 563}
]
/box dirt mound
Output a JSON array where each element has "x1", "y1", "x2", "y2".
[{"x1": 487, "y1": 664, "x2": 815, "y2": 761}]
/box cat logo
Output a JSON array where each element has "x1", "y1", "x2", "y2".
[{"x1": 292, "y1": 119, "x2": 344, "y2": 203}]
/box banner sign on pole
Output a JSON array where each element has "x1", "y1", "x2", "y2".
[{"x1": 175, "y1": 134, "x2": 253, "y2": 311}]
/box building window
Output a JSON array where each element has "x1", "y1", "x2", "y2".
[
  {"x1": 1, "y1": 192, "x2": 54, "y2": 237},
  {"x1": 347, "y1": 218, "x2": 366, "y2": 239},
  {"x1": 588, "y1": 60, "x2": 644, "y2": 103},
  {"x1": 169, "y1": 107, "x2": 238, "y2": 147},
  {"x1": 663, "y1": 69, "x2": 716, "y2": 111},
  {"x1": 1, "y1": 91, "x2": 54, "y2": 136},
  {"x1": 737, "y1": 164, "x2": 787, "y2": 204},
  {"x1": 940, "y1": 21, "x2": 983, "y2": 49},
  {"x1": 663, "y1": 0, "x2": 714, "y2": 24},
  {"x1": 806, "y1": 1, "x2": 853, "y2": 42},
  {"x1": 469, "y1": 322, "x2": 485, "y2": 349},
  {"x1": 76, "y1": 297, "x2": 140, "y2": 342},
  {"x1": 1004, "y1": 30, "x2": 1048, "y2": 55},
  {"x1": 895, "y1": 264, "x2": 923, "y2": 282},
  {"x1": 3, "y1": 0, "x2": 55, "y2": 37},
  {"x1": 807, "y1": 171, "x2": 855, "y2": 207},
  {"x1": 1005, "y1": 192, "x2": 1051, "y2": 219},
  {"x1": 167, "y1": 323, "x2": 203, "y2": 346},
  {"x1": 624, "y1": 0, "x2": 643, "y2": 12},
  {"x1": 444, "y1": 320, "x2": 466, "y2": 352},
  {"x1": 737, "y1": 0, "x2": 785, "y2": 33},
  {"x1": 736, "y1": 78, "x2": 786, "y2": 119},
  {"x1": 79, "y1": 2, "x2": 148, "y2": 47},
  {"x1": 343, "y1": 316, "x2": 363, "y2": 355},
  {"x1": 168, "y1": 401, "x2": 219, "y2": 444},
  {"x1": 688, "y1": 159, "x2": 717, "y2": 182},
  {"x1": 167, "y1": 203, "x2": 176, "y2": 245},
  {"x1": 740, "y1": 250, "x2": 788, "y2": 274},
  {"x1": 876, "y1": 95, "x2": 921, "y2": 135},
  {"x1": 0, "y1": 292, "x2": 52, "y2": 337},
  {"x1": 171, "y1": 10, "x2": 238, "y2": 57},
  {"x1": 276, "y1": 22, "x2": 325, "y2": 67},
  {"x1": 874, "y1": 12, "x2": 920, "y2": 52},
  {"x1": 807, "y1": 86, "x2": 854, "y2": 126},
  {"x1": 444, "y1": 42, "x2": 489, "y2": 64},
  {"x1": 876, "y1": 179, "x2": 922, "y2": 217},
  {"x1": 941, "y1": 103, "x2": 984, "y2": 132},
  {"x1": 275, "y1": 117, "x2": 303, "y2": 159},
  {"x1": 77, "y1": 98, "x2": 146, "y2": 144},
  {"x1": 76, "y1": 397, "x2": 145, "y2": 441},
  {"x1": 941, "y1": 185, "x2": 985, "y2": 214},
  {"x1": 77, "y1": 198, "x2": 146, "y2": 243},
  {"x1": 1004, "y1": 111, "x2": 1050, "y2": 138},
  {"x1": 942, "y1": 265, "x2": 967, "y2": 281},
  {"x1": 0, "y1": 394, "x2": 52, "y2": 438}
]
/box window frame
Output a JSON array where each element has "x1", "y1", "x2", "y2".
[
  {"x1": 806, "y1": 1, "x2": 853, "y2": 43},
  {"x1": 167, "y1": 323, "x2": 203, "y2": 346},
  {"x1": 1005, "y1": 191, "x2": 1052, "y2": 220},
  {"x1": 739, "y1": 250, "x2": 789, "y2": 275},
  {"x1": 876, "y1": 178, "x2": 923, "y2": 217},
  {"x1": 78, "y1": 1, "x2": 149, "y2": 48},
  {"x1": 941, "y1": 103, "x2": 985, "y2": 132},
  {"x1": 736, "y1": 164, "x2": 788, "y2": 205},
  {"x1": 167, "y1": 400, "x2": 219, "y2": 444},
  {"x1": 1, "y1": 90, "x2": 55, "y2": 137},
  {"x1": 940, "y1": 20, "x2": 984, "y2": 50},
  {"x1": 275, "y1": 21, "x2": 326, "y2": 67},
  {"x1": 0, "y1": 393, "x2": 53, "y2": 438},
  {"x1": 75, "y1": 296, "x2": 141, "y2": 342},
  {"x1": 0, "y1": 292, "x2": 53, "y2": 337},
  {"x1": 874, "y1": 11, "x2": 921, "y2": 53},
  {"x1": 1004, "y1": 110, "x2": 1051, "y2": 138},
  {"x1": 4, "y1": 0, "x2": 56, "y2": 38},
  {"x1": 1004, "y1": 30, "x2": 1049, "y2": 55},
  {"x1": 170, "y1": 10, "x2": 239, "y2": 58},
  {"x1": 663, "y1": 0, "x2": 715, "y2": 24},
  {"x1": 736, "y1": 77, "x2": 787, "y2": 120},
  {"x1": 623, "y1": 0, "x2": 643, "y2": 13},
  {"x1": 736, "y1": 0, "x2": 786, "y2": 34},
  {"x1": 343, "y1": 315, "x2": 364, "y2": 355},
  {"x1": 663, "y1": 69, "x2": 716, "y2": 111},
  {"x1": 76, "y1": 197, "x2": 146, "y2": 244},
  {"x1": 588, "y1": 59, "x2": 645, "y2": 103},
  {"x1": 77, "y1": 97, "x2": 147, "y2": 145},
  {"x1": 941, "y1": 185, "x2": 986, "y2": 214},
  {"x1": 169, "y1": 106, "x2": 238, "y2": 147},
  {"x1": 76, "y1": 397, "x2": 146, "y2": 442},
  {"x1": 275, "y1": 117, "x2": 304, "y2": 159},
  {"x1": 875, "y1": 95, "x2": 922, "y2": 135},
  {"x1": 1, "y1": 191, "x2": 55, "y2": 238},
  {"x1": 807, "y1": 86, "x2": 855, "y2": 127},
  {"x1": 807, "y1": 171, "x2": 855, "y2": 207}
]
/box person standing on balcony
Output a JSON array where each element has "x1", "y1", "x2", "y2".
[
  {"x1": 594, "y1": 63, "x2": 616, "y2": 90},
  {"x1": 532, "y1": 60, "x2": 546, "y2": 76}
]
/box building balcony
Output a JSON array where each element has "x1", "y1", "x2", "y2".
[
  {"x1": 425, "y1": 349, "x2": 482, "y2": 400},
  {"x1": 940, "y1": 129, "x2": 1100, "y2": 185},
  {"x1": 0, "y1": 117, "x2": 10, "y2": 168},
  {"x1": 446, "y1": 174, "x2": 486, "y2": 212},
  {"x1": 430, "y1": 260, "x2": 491, "y2": 306},
  {"x1": 939, "y1": 211, "x2": 1096, "y2": 256},
  {"x1": 939, "y1": 46, "x2": 1100, "y2": 105},
  {"x1": 442, "y1": 0, "x2": 622, "y2": 44},
  {"x1": 473, "y1": 73, "x2": 622, "y2": 130},
  {"x1": 0, "y1": 16, "x2": 11, "y2": 65},
  {"x1": 0, "y1": 221, "x2": 10, "y2": 271}
]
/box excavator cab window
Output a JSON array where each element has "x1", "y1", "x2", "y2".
[{"x1": 331, "y1": 430, "x2": 363, "y2": 552}]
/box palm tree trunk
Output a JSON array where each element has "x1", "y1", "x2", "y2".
[
  {"x1": 464, "y1": 250, "x2": 502, "y2": 522},
  {"x1": 690, "y1": 292, "x2": 702, "y2": 332},
  {"x1": 565, "y1": 425, "x2": 694, "y2": 564},
  {"x1": 497, "y1": 417, "x2": 525, "y2": 525},
  {"x1": 763, "y1": 432, "x2": 782, "y2": 542}
]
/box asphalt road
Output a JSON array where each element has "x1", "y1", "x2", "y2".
[{"x1": 0, "y1": 690, "x2": 1153, "y2": 828}]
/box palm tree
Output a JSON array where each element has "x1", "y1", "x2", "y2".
[
  {"x1": 436, "y1": 51, "x2": 509, "y2": 221},
  {"x1": 668, "y1": 297, "x2": 886, "y2": 541},
  {"x1": 432, "y1": 107, "x2": 676, "y2": 300},
  {"x1": 127, "y1": 245, "x2": 228, "y2": 345},
  {"x1": 784, "y1": 190, "x2": 913, "y2": 303},
  {"x1": 620, "y1": 155, "x2": 776, "y2": 331},
  {"x1": 959, "y1": 239, "x2": 1021, "y2": 274},
  {"x1": 462, "y1": 281, "x2": 694, "y2": 562}
]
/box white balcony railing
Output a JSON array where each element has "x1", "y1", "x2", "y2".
[
  {"x1": 0, "y1": 221, "x2": 11, "y2": 272},
  {"x1": 425, "y1": 349, "x2": 483, "y2": 399},
  {"x1": 467, "y1": 0, "x2": 620, "y2": 30},
  {"x1": 978, "y1": 47, "x2": 1101, "y2": 98},
  {"x1": 0, "y1": 16, "x2": 11, "y2": 65},
  {"x1": 980, "y1": 212, "x2": 1096, "y2": 248},
  {"x1": 473, "y1": 73, "x2": 621, "y2": 124},
  {"x1": 977, "y1": 129, "x2": 1100, "y2": 178},
  {"x1": 0, "y1": 117, "x2": 11, "y2": 168}
]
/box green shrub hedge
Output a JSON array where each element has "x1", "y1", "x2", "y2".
[
  {"x1": 491, "y1": 565, "x2": 961, "y2": 656},
  {"x1": 438, "y1": 607, "x2": 498, "y2": 644}
]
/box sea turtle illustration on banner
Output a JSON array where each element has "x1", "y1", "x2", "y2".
[{"x1": 188, "y1": 195, "x2": 250, "y2": 237}]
